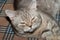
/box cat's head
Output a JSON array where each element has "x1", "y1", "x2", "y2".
[{"x1": 5, "y1": 10, "x2": 41, "y2": 34}]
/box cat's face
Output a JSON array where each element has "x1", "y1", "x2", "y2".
[{"x1": 5, "y1": 10, "x2": 42, "y2": 34}]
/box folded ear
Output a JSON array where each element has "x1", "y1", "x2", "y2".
[{"x1": 5, "y1": 10, "x2": 16, "y2": 20}]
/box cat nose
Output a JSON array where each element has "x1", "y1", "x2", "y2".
[
  {"x1": 28, "y1": 23, "x2": 32, "y2": 27},
  {"x1": 29, "y1": 25, "x2": 32, "y2": 27},
  {"x1": 26, "y1": 22, "x2": 32, "y2": 27}
]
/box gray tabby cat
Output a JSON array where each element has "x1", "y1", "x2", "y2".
[
  {"x1": 5, "y1": 0, "x2": 42, "y2": 37},
  {"x1": 5, "y1": 0, "x2": 60, "y2": 40}
]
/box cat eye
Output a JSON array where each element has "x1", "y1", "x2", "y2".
[
  {"x1": 32, "y1": 17, "x2": 35, "y2": 20},
  {"x1": 20, "y1": 22, "x2": 25, "y2": 24},
  {"x1": 20, "y1": 21, "x2": 26, "y2": 24},
  {"x1": 31, "y1": 17, "x2": 37, "y2": 23}
]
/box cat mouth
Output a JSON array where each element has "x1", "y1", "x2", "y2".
[{"x1": 23, "y1": 27, "x2": 38, "y2": 34}]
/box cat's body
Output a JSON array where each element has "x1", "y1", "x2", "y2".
[
  {"x1": 37, "y1": 0, "x2": 60, "y2": 18},
  {"x1": 5, "y1": 0, "x2": 60, "y2": 40}
]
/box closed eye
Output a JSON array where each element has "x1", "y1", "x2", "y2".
[
  {"x1": 18, "y1": 24, "x2": 26, "y2": 27},
  {"x1": 20, "y1": 21, "x2": 26, "y2": 24},
  {"x1": 20, "y1": 22, "x2": 25, "y2": 24},
  {"x1": 20, "y1": 21, "x2": 27, "y2": 26},
  {"x1": 31, "y1": 17, "x2": 37, "y2": 23},
  {"x1": 32, "y1": 17, "x2": 35, "y2": 20}
]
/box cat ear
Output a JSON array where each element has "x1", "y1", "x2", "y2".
[{"x1": 5, "y1": 10, "x2": 16, "y2": 20}]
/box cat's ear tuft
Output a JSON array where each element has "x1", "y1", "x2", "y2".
[{"x1": 5, "y1": 10, "x2": 16, "y2": 20}]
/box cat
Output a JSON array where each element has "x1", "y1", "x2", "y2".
[
  {"x1": 5, "y1": 9, "x2": 60, "y2": 39},
  {"x1": 5, "y1": 0, "x2": 42, "y2": 37},
  {"x1": 5, "y1": 0, "x2": 60, "y2": 40}
]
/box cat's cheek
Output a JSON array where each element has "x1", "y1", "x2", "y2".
[
  {"x1": 32, "y1": 23, "x2": 40, "y2": 29},
  {"x1": 29, "y1": 23, "x2": 40, "y2": 32},
  {"x1": 24, "y1": 27, "x2": 31, "y2": 32}
]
